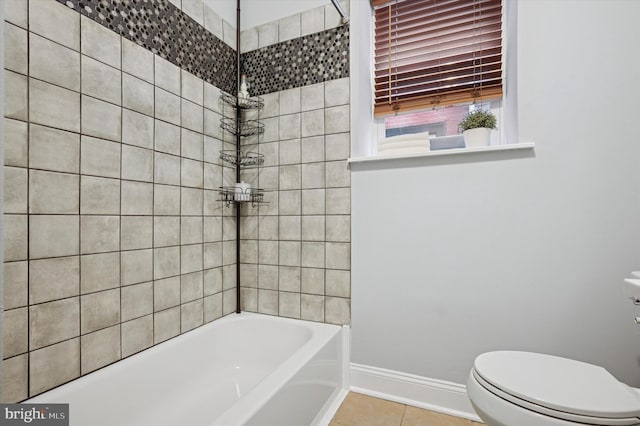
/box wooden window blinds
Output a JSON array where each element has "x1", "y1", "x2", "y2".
[{"x1": 373, "y1": 0, "x2": 503, "y2": 117}]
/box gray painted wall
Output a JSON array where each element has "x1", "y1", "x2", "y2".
[{"x1": 351, "y1": 0, "x2": 640, "y2": 386}]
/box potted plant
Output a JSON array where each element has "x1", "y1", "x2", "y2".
[{"x1": 458, "y1": 109, "x2": 497, "y2": 147}]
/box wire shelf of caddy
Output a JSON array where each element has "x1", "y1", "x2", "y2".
[
  {"x1": 219, "y1": 150, "x2": 264, "y2": 168},
  {"x1": 220, "y1": 91, "x2": 264, "y2": 110},
  {"x1": 220, "y1": 117, "x2": 264, "y2": 137},
  {"x1": 218, "y1": 186, "x2": 267, "y2": 207}
]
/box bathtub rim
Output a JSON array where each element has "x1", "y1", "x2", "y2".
[{"x1": 210, "y1": 313, "x2": 347, "y2": 426}]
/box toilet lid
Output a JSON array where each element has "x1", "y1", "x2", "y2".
[{"x1": 474, "y1": 351, "x2": 640, "y2": 419}]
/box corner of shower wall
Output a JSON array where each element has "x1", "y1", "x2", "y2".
[
  {"x1": 1, "y1": 0, "x2": 239, "y2": 402},
  {"x1": 236, "y1": 1, "x2": 352, "y2": 326}
]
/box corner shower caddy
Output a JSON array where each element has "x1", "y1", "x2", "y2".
[{"x1": 218, "y1": 91, "x2": 266, "y2": 208}]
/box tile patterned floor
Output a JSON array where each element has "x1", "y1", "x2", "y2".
[{"x1": 330, "y1": 392, "x2": 485, "y2": 426}]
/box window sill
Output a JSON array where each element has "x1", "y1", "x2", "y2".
[{"x1": 348, "y1": 142, "x2": 535, "y2": 165}]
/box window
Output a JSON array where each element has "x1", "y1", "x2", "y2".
[{"x1": 372, "y1": 0, "x2": 506, "y2": 151}]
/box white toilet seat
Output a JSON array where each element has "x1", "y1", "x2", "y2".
[{"x1": 469, "y1": 351, "x2": 640, "y2": 426}]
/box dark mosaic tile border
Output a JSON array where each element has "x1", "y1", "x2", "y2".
[
  {"x1": 58, "y1": 0, "x2": 237, "y2": 93},
  {"x1": 57, "y1": 0, "x2": 349, "y2": 96},
  {"x1": 241, "y1": 25, "x2": 350, "y2": 96}
]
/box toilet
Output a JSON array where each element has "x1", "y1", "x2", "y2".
[{"x1": 467, "y1": 351, "x2": 640, "y2": 426}]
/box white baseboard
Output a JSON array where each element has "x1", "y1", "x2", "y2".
[{"x1": 350, "y1": 363, "x2": 482, "y2": 422}]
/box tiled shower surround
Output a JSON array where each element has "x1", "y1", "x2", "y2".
[{"x1": 2, "y1": 0, "x2": 350, "y2": 403}]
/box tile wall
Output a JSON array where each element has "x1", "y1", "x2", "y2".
[
  {"x1": 236, "y1": 2, "x2": 352, "y2": 325},
  {"x1": 1, "y1": 0, "x2": 351, "y2": 403},
  {"x1": 1, "y1": 0, "x2": 237, "y2": 402}
]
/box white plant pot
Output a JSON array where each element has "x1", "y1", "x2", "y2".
[{"x1": 463, "y1": 128, "x2": 492, "y2": 148}]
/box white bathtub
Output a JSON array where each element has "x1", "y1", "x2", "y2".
[{"x1": 28, "y1": 313, "x2": 348, "y2": 426}]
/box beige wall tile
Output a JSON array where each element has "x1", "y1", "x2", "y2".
[
  {"x1": 154, "y1": 152, "x2": 181, "y2": 186},
  {"x1": 122, "y1": 315, "x2": 153, "y2": 357},
  {"x1": 80, "y1": 176, "x2": 120, "y2": 215},
  {"x1": 326, "y1": 269, "x2": 350, "y2": 298},
  {"x1": 29, "y1": 33, "x2": 80, "y2": 92},
  {"x1": 29, "y1": 78, "x2": 79, "y2": 132},
  {"x1": 29, "y1": 170, "x2": 79, "y2": 214},
  {"x1": 258, "y1": 265, "x2": 278, "y2": 290},
  {"x1": 203, "y1": 267, "x2": 222, "y2": 295},
  {"x1": 5, "y1": 23, "x2": 28, "y2": 75},
  {"x1": 302, "y1": 267, "x2": 325, "y2": 295},
  {"x1": 302, "y1": 242, "x2": 325, "y2": 268},
  {"x1": 155, "y1": 87, "x2": 181, "y2": 125},
  {"x1": 80, "y1": 289, "x2": 120, "y2": 334},
  {"x1": 4, "y1": 215, "x2": 28, "y2": 262},
  {"x1": 154, "y1": 276, "x2": 180, "y2": 311},
  {"x1": 29, "y1": 215, "x2": 79, "y2": 259},
  {"x1": 30, "y1": 0, "x2": 80, "y2": 50},
  {"x1": 82, "y1": 95, "x2": 121, "y2": 142},
  {"x1": 181, "y1": 187, "x2": 203, "y2": 216},
  {"x1": 80, "y1": 135, "x2": 121, "y2": 178},
  {"x1": 5, "y1": 118, "x2": 28, "y2": 167},
  {"x1": 301, "y1": 216, "x2": 325, "y2": 241},
  {"x1": 29, "y1": 297, "x2": 79, "y2": 350},
  {"x1": 181, "y1": 244, "x2": 203, "y2": 274},
  {"x1": 181, "y1": 99, "x2": 204, "y2": 133},
  {"x1": 204, "y1": 293, "x2": 223, "y2": 323},
  {"x1": 121, "y1": 249, "x2": 153, "y2": 286},
  {"x1": 80, "y1": 216, "x2": 120, "y2": 254},
  {"x1": 121, "y1": 216, "x2": 153, "y2": 250},
  {"x1": 222, "y1": 287, "x2": 236, "y2": 315},
  {"x1": 301, "y1": 294, "x2": 325, "y2": 322},
  {"x1": 302, "y1": 109, "x2": 325, "y2": 137},
  {"x1": 181, "y1": 271, "x2": 203, "y2": 303},
  {"x1": 154, "y1": 185, "x2": 181, "y2": 216},
  {"x1": 3, "y1": 308, "x2": 28, "y2": 359},
  {"x1": 258, "y1": 289, "x2": 278, "y2": 315},
  {"x1": 326, "y1": 242, "x2": 350, "y2": 270},
  {"x1": 325, "y1": 132, "x2": 350, "y2": 161},
  {"x1": 154, "y1": 306, "x2": 180, "y2": 344},
  {"x1": 80, "y1": 325, "x2": 120, "y2": 374},
  {"x1": 154, "y1": 56, "x2": 180, "y2": 95},
  {"x1": 325, "y1": 105, "x2": 350, "y2": 134},
  {"x1": 122, "y1": 282, "x2": 153, "y2": 321},
  {"x1": 154, "y1": 120, "x2": 181, "y2": 155},
  {"x1": 4, "y1": 166, "x2": 27, "y2": 214},
  {"x1": 326, "y1": 215, "x2": 351, "y2": 242},
  {"x1": 122, "y1": 145, "x2": 153, "y2": 182},
  {"x1": 279, "y1": 291, "x2": 300, "y2": 319},
  {"x1": 81, "y1": 55, "x2": 121, "y2": 105},
  {"x1": 181, "y1": 217, "x2": 203, "y2": 245},
  {"x1": 154, "y1": 216, "x2": 180, "y2": 247},
  {"x1": 240, "y1": 287, "x2": 257, "y2": 312},
  {"x1": 80, "y1": 252, "x2": 120, "y2": 294},
  {"x1": 279, "y1": 216, "x2": 301, "y2": 241},
  {"x1": 80, "y1": 15, "x2": 121, "y2": 68},
  {"x1": 122, "y1": 109, "x2": 154, "y2": 149},
  {"x1": 30, "y1": 338, "x2": 80, "y2": 396},
  {"x1": 4, "y1": 262, "x2": 28, "y2": 310},
  {"x1": 5, "y1": 0, "x2": 28, "y2": 29},
  {"x1": 181, "y1": 70, "x2": 204, "y2": 105},
  {"x1": 181, "y1": 158, "x2": 204, "y2": 188},
  {"x1": 1, "y1": 354, "x2": 28, "y2": 403},
  {"x1": 181, "y1": 299, "x2": 203, "y2": 332},
  {"x1": 302, "y1": 188, "x2": 325, "y2": 215},
  {"x1": 121, "y1": 181, "x2": 153, "y2": 215},
  {"x1": 279, "y1": 266, "x2": 300, "y2": 292},
  {"x1": 5, "y1": 71, "x2": 27, "y2": 121},
  {"x1": 154, "y1": 246, "x2": 180, "y2": 279},
  {"x1": 29, "y1": 256, "x2": 80, "y2": 304},
  {"x1": 123, "y1": 73, "x2": 154, "y2": 116},
  {"x1": 326, "y1": 187, "x2": 350, "y2": 215},
  {"x1": 122, "y1": 38, "x2": 153, "y2": 83},
  {"x1": 30, "y1": 124, "x2": 80, "y2": 173},
  {"x1": 325, "y1": 296, "x2": 350, "y2": 325}
]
